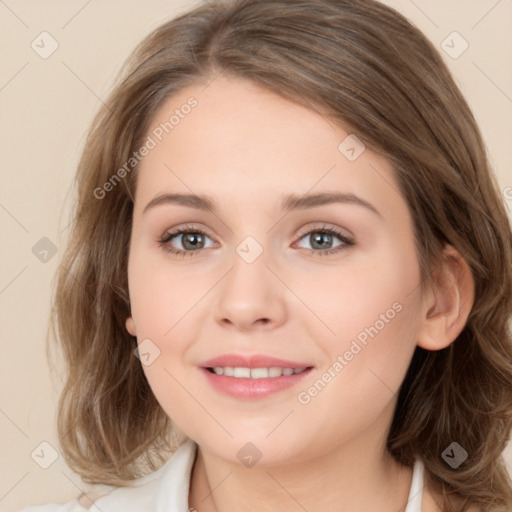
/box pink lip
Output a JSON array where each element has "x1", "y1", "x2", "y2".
[
  {"x1": 199, "y1": 367, "x2": 314, "y2": 400},
  {"x1": 198, "y1": 353, "x2": 315, "y2": 400},
  {"x1": 199, "y1": 353, "x2": 313, "y2": 369}
]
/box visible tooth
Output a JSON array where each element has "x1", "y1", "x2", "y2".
[
  {"x1": 213, "y1": 366, "x2": 308, "y2": 378},
  {"x1": 251, "y1": 368, "x2": 269, "y2": 379},
  {"x1": 268, "y1": 367, "x2": 284, "y2": 377},
  {"x1": 233, "y1": 367, "x2": 251, "y2": 378}
]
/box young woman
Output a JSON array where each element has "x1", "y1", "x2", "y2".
[{"x1": 22, "y1": 0, "x2": 512, "y2": 510}]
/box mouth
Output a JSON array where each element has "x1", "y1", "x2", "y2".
[
  {"x1": 199, "y1": 353, "x2": 313, "y2": 371},
  {"x1": 198, "y1": 355, "x2": 315, "y2": 399},
  {"x1": 205, "y1": 366, "x2": 311, "y2": 378}
]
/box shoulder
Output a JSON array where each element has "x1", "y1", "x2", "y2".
[
  {"x1": 18, "y1": 468, "x2": 167, "y2": 512},
  {"x1": 18, "y1": 500, "x2": 88, "y2": 512},
  {"x1": 17, "y1": 473, "x2": 161, "y2": 512},
  {"x1": 19, "y1": 438, "x2": 198, "y2": 512},
  {"x1": 18, "y1": 489, "x2": 120, "y2": 512}
]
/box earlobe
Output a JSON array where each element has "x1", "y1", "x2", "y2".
[
  {"x1": 125, "y1": 316, "x2": 137, "y2": 337},
  {"x1": 417, "y1": 244, "x2": 475, "y2": 351}
]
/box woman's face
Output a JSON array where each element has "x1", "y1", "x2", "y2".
[{"x1": 126, "y1": 75, "x2": 427, "y2": 465}]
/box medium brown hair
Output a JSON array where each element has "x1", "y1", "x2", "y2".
[{"x1": 50, "y1": 0, "x2": 512, "y2": 509}]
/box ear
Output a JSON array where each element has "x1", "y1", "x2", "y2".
[
  {"x1": 125, "y1": 316, "x2": 137, "y2": 337},
  {"x1": 416, "y1": 244, "x2": 475, "y2": 351}
]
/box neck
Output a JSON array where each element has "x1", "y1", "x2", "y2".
[{"x1": 188, "y1": 417, "x2": 414, "y2": 512}]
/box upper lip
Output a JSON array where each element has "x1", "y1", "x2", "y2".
[{"x1": 200, "y1": 353, "x2": 313, "y2": 369}]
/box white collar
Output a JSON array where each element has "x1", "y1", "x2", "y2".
[
  {"x1": 90, "y1": 438, "x2": 197, "y2": 512},
  {"x1": 405, "y1": 457, "x2": 424, "y2": 512},
  {"x1": 91, "y1": 439, "x2": 423, "y2": 512}
]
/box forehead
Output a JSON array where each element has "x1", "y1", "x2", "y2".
[{"x1": 135, "y1": 76, "x2": 405, "y2": 219}]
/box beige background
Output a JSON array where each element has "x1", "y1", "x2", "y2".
[{"x1": 1, "y1": 0, "x2": 511, "y2": 510}]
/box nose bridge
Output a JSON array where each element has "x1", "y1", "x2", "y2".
[
  {"x1": 214, "y1": 232, "x2": 286, "y2": 329},
  {"x1": 227, "y1": 233, "x2": 271, "y2": 299}
]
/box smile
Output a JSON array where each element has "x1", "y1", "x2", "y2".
[
  {"x1": 207, "y1": 366, "x2": 309, "y2": 378},
  {"x1": 200, "y1": 366, "x2": 314, "y2": 400}
]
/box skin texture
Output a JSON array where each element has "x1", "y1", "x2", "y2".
[{"x1": 125, "y1": 75, "x2": 474, "y2": 512}]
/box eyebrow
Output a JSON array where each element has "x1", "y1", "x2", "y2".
[{"x1": 142, "y1": 191, "x2": 381, "y2": 217}]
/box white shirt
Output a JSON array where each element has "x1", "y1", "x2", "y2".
[{"x1": 20, "y1": 439, "x2": 424, "y2": 511}]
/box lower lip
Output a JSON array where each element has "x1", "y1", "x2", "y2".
[{"x1": 199, "y1": 367, "x2": 314, "y2": 399}]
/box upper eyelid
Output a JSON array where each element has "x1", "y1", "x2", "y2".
[{"x1": 296, "y1": 223, "x2": 352, "y2": 239}]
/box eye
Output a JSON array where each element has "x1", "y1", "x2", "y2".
[
  {"x1": 294, "y1": 225, "x2": 354, "y2": 256},
  {"x1": 158, "y1": 225, "x2": 216, "y2": 257},
  {"x1": 158, "y1": 224, "x2": 354, "y2": 257}
]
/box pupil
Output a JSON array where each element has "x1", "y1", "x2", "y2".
[
  {"x1": 311, "y1": 232, "x2": 331, "y2": 249},
  {"x1": 183, "y1": 233, "x2": 203, "y2": 250}
]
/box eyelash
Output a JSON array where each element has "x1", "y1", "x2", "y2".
[{"x1": 157, "y1": 224, "x2": 354, "y2": 258}]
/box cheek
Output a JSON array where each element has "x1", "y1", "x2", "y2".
[
  {"x1": 126, "y1": 250, "x2": 218, "y2": 415},
  {"x1": 304, "y1": 238, "x2": 421, "y2": 344},
  {"x1": 128, "y1": 263, "x2": 201, "y2": 424},
  {"x1": 307, "y1": 239, "x2": 422, "y2": 390},
  {"x1": 290, "y1": 263, "x2": 422, "y2": 449},
  {"x1": 127, "y1": 249, "x2": 205, "y2": 336}
]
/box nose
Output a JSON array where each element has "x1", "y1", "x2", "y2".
[{"x1": 214, "y1": 248, "x2": 287, "y2": 332}]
